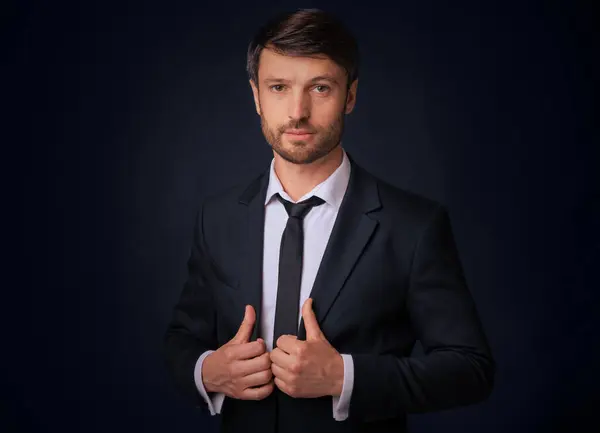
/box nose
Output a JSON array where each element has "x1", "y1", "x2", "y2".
[{"x1": 288, "y1": 88, "x2": 310, "y2": 121}]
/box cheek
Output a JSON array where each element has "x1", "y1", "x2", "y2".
[
  {"x1": 260, "y1": 103, "x2": 285, "y2": 126},
  {"x1": 312, "y1": 107, "x2": 343, "y2": 129},
  {"x1": 313, "y1": 95, "x2": 345, "y2": 115}
]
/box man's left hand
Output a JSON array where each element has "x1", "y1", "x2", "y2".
[{"x1": 270, "y1": 298, "x2": 344, "y2": 399}]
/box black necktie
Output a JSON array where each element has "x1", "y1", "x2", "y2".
[{"x1": 273, "y1": 193, "x2": 325, "y2": 348}]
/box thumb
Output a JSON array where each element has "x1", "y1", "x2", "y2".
[
  {"x1": 230, "y1": 305, "x2": 255, "y2": 344},
  {"x1": 302, "y1": 298, "x2": 324, "y2": 340}
]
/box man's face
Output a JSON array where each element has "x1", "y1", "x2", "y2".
[{"x1": 250, "y1": 47, "x2": 358, "y2": 165}]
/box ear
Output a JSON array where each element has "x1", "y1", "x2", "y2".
[
  {"x1": 249, "y1": 79, "x2": 261, "y2": 116},
  {"x1": 344, "y1": 79, "x2": 359, "y2": 114}
]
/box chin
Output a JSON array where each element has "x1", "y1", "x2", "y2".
[{"x1": 275, "y1": 143, "x2": 336, "y2": 165}]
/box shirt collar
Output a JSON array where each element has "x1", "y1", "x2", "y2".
[{"x1": 264, "y1": 148, "x2": 351, "y2": 210}]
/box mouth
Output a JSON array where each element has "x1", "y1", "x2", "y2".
[{"x1": 284, "y1": 130, "x2": 316, "y2": 140}]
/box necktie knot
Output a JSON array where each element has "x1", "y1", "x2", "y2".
[{"x1": 276, "y1": 194, "x2": 325, "y2": 220}]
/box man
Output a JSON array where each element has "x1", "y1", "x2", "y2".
[{"x1": 164, "y1": 8, "x2": 495, "y2": 433}]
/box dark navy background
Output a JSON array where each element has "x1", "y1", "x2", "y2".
[{"x1": 5, "y1": 0, "x2": 598, "y2": 432}]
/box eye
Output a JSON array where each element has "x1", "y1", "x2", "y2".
[
  {"x1": 314, "y1": 85, "x2": 331, "y2": 93},
  {"x1": 270, "y1": 84, "x2": 286, "y2": 92}
]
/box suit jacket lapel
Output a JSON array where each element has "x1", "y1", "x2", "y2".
[
  {"x1": 236, "y1": 153, "x2": 381, "y2": 343},
  {"x1": 298, "y1": 154, "x2": 381, "y2": 340},
  {"x1": 238, "y1": 169, "x2": 269, "y2": 342}
]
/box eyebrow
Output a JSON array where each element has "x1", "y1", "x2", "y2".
[{"x1": 263, "y1": 75, "x2": 339, "y2": 85}]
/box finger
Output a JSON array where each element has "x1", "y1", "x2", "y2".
[
  {"x1": 230, "y1": 305, "x2": 256, "y2": 344},
  {"x1": 302, "y1": 298, "x2": 324, "y2": 340},
  {"x1": 241, "y1": 367, "x2": 273, "y2": 388},
  {"x1": 275, "y1": 335, "x2": 301, "y2": 355},
  {"x1": 235, "y1": 351, "x2": 271, "y2": 377},
  {"x1": 274, "y1": 377, "x2": 294, "y2": 397},
  {"x1": 269, "y1": 347, "x2": 294, "y2": 370},
  {"x1": 240, "y1": 381, "x2": 274, "y2": 401},
  {"x1": 227, "y1": 339, "x2": 265, "y2": 361},
  {"x1": 270, "y1": 362, "x2": 295, "y2": 383}
]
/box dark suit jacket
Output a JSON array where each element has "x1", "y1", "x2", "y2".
[{"x1": 163, "y1": 153, "x2": 495, "y2": 433}]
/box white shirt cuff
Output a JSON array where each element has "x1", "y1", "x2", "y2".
[
  {"x1": 194, "y1": 350, "x2": 225, "y2": 415},
  {"x1": 332, "y1": 354, "x2": 354, "y2": 421}
]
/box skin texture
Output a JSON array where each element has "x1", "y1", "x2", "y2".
[
  {"x1": 250, "y1": 46, "x2": 358, "y2": 201},
  {"x1": 202, "y1": 306, "x2": 274, "y2": 400},
  {"x1": 203, "y1": 300, "x2": 344, "y2": 400},
  {"x1": 270, "y1": 298, "x2": 344, "y2": 398}
]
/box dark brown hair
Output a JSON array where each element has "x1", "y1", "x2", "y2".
[{"x1": 246, "y1": 8, "x2": 359, "y2": 89}]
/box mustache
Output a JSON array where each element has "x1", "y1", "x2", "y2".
[{"x1": 278, "y1": 120, "x2": 317, "y2": 134}]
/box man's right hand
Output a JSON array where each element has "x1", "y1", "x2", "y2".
[{"x1": 202, "y1": 305, "x2": 274, "y2": 400}]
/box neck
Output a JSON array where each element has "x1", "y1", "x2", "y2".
[{"x1": 273, "y1": 146, "x2": 344, "y2": 202}]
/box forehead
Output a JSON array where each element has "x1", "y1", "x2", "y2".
[{"x1": 257, "y1": 48, "x2": 345, "y2": 81}]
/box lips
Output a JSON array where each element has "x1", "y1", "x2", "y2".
[{"x1": 285, "y1": 129, "x2": 315, "y2": 135}]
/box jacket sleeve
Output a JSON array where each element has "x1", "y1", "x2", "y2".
[
  {"x1": 163, "y1": 202, "x2": 219, "y2": 414},
  {"x1": 349, "y1": 205, "x2": 495, "y2": 422}
]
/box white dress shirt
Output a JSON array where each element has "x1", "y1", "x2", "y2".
[{"x1": 193, "y1": 148, "x2": 354, "y2": 421}]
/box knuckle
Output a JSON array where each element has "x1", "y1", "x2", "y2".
[
  {"x1": 257, "y1": 370, "x2": 267, "y2": 382},
  {"x1": 262, "y1": 355, "x2": 272, "y2": 369},
  {"x1": 232, "y1": 367, "x2": 244, "y2": 381},
  {"x1": 254, "y1": 387, "x2": 266, "y2": 401},
  {"x1": 296, "y1": 348, "x2": 308, "y2": 361},
  {"x1": 225, "y1": 363, "x2": 235, "y2": 378},
  {"x1": 290, "y1": 375, "x2": 299, "y2": 388},
  {"x1": 223, "y1": 347, "x2": 234, "y2": 363},
  {"x1": 263, "y1": 369, "x2": 273, "y2": 381},
  {"x1": 259, "y1": 384, "x2": 273, "y2": 400},
  {"x1": 302, "y1": 343, "x2": 312, "y2": 356}
]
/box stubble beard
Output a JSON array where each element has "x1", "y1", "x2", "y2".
[{"x1": 259, "y1": 104, "x2": 346, "y2": 165}]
